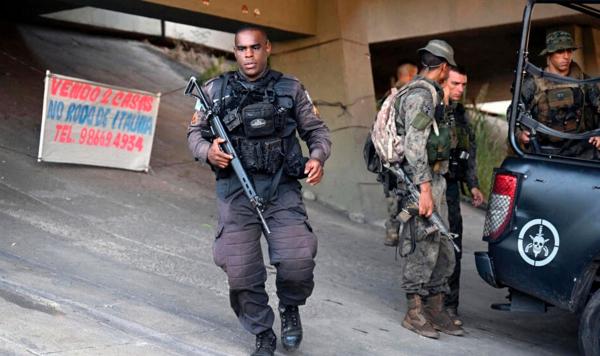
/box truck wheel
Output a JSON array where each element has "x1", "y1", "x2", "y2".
[{"x1": 579, "y1": 289, "x2": 600, "y2": 355}]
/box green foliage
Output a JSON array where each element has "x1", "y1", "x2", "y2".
[
  {"x1": 468, "y1": 109, "x2": 508, "y2": 201},
  {"x1": 199, "y1": 56, "x2": 236, "y2": 82}
]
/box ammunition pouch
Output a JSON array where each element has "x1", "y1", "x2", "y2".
[
  {"x1": 241, "y1": 102, "x2": 277, "y2": 137},
  {"x1": 283, "y1": 137, "x2": 309, "y2": 179},
  {"x1": 222, "y1": 108, "x2": 243, "y2": 132},
  {"x1": 233, "y1": 136, "x2": 284, "y2": 175},
  {"x1": 426, "y1": 124, "x2": 451, "y2": 164},
  {"x1": 541, "y1": 87, "x2": 583, "y2": 143}
]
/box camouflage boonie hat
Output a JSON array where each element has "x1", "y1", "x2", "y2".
[
  {"x1": 418, "y1": 39, "x2": 457, "y2": 66},
  {"x1": 539, "y1": 31, "x2": 579, "y2": 56}
]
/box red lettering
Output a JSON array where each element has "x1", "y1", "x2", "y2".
[
  {"x1": 100, "y1": 88, "x2": 112, "y2": 105},
  {"x1": 65, "y1": 124, "x2": 73, "y2": 143},
  {"x1": 113, "y1": 132, "x2": 121, "y2": 148},
  {"x1": 89, "y1": 86, "x2": 101, "y2": 102},
  {"x1": 120, "y1": 93, "x2": 133, "y2": 109},
  {"x1": 79, "y1": 84, "x2": 91, "y2": 101},
  {"x1": 134, "y1": 136, "x2": 143, "y2": 151},
  {"x1": 140, "y1": 96, "x2": 154, "y2": 112},
  {"x1": 112, "y1": 91, "x2": 124, "y2": 107},
  {"x1": 130, "y1": 94, "x2": 140, "y2": 110},
  {"x1": 54, "y1": 124, "x2": 63, "y2": 141},
  {"x1": 79, "y1": 127, "x2": 87, "y2": 144},
  {"x1": 59, "y1": 80, "x2": 73, "y2": 98},
  {"x1": 69, "y1": 82, "x2": 82, "y2": 99},
  {"x1": 51, "y1": 78, "x2": 63, "y2": 96},
  {"x1": 55, "y1": 124, "x2": 73, "y2": 143}
]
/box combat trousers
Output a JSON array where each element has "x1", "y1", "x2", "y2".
[
  {"x1": 213, "y1": 182, "x2": 318, "y2": 335},
  {"x1": 401, "y1": 174, "x2": 455, "y2": 296},
  {"x1": 445, "y1": 180, "x2": 463, "y2": 309}
]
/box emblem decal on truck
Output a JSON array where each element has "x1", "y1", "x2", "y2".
[{"x1": 517, "y1": 219, "x2": 560, "y2": 267}]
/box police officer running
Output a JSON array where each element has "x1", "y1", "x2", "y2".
[
  {"x1": 187, "y1": 26, "x2": 331, "y2": 356},
  {"x1": 442, "y1": 65, "x2": 484, "y2": 326},
  {"x1": 517, "y1": 30, "x2": 600, "y2": 156},
  {"x1": 396, "y1": 39, "x2": 464, "y2": 338}
]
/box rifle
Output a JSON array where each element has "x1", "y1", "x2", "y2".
[
  {"x1": 385, "y1": 164, "x2": 460, "y2": 253},
  {"x1": 185, "y1": 76, "x2": 271, "y2": 235},
  {"x1": 516, "y1": 104, "x2": 542, "y2": 153}
]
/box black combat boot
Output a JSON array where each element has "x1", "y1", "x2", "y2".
[
  {"x1": 279, "y1": 304, "x2": 303, "y2": 351},
  {"x1": 251, "y1": 329, "x2": 276, "y2": 356}
]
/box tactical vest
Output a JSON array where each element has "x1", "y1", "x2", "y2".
[
  {"x1": 426, "y1": 104, "x2": 451, "y2": 164},
  {"x1": 447, "y1": 104, "x2": 471, "y2": 181},
  {"x1": 532, "y1": 71, "x2": 586, "y2": 144},
  {"x1": 394, "y1": 79, "x2": 450, "y2": 165},
  {"x1": 214, "y1": 70, "x2": 307, "y2": 179}
]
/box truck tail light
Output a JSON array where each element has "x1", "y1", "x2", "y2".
[{"x1": 483, "y1": 173, "x2": 518, "y2": 241}]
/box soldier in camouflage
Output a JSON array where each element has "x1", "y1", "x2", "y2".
[
  {"x1": 518, "y1": 30, "x2": 600, "y2": 156},
  {"x1": 442, "y1": 66, "x2": 484, "y2": 327},
  {"x1": 395, "y1": 40, "x2": 464, "y2": 338}
]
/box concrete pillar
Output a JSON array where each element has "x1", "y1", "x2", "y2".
[
  {"x1": 582, "y1": 27, "x2": 600, "y2": 77},
  {"x1": 271, "y1": 0, "x2": 384, "y2": 222}
]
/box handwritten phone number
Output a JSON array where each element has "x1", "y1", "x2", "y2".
[{"x1": 53, "y1": 124, "x2": 144, "y2": 152}]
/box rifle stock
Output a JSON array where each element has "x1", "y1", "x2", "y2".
[{"x1": 185, "y1": 76, "x2": 271, "y2": 234}]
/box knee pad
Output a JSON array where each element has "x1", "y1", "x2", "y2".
[{"x1": 213, "y1": 228, "x2": 266, "y2": 289}]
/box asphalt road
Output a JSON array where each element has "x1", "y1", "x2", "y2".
[{"x1": 0, "y1": 22, "x2": 580, "y2": 355}]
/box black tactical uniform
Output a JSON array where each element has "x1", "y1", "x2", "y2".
[
  {"x1": 443, "y1": 101, "x2": 479, "y2": 311},
  {"x1": 187, "y1": 69, "x2": 331, "y2": 336}
]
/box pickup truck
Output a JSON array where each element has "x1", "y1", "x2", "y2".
[{"x1": 475, "y1": 1, "x2": 600, "y2": 355}]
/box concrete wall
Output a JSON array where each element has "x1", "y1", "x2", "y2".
[
  {"x1": 271, "y1": 0, "x2": 381, "y2": 222},
  {"x1": 43, "y1": 7, "x2": 235, "y2": 53},
  {"x1": 143, "y1": 0, "x2": 317, "y2": 35},
  {"x1": 43, "y1": 7, "x2": 162, "y2": 35},
  {"x1": 366, "y1": 0, "x2": 584, "y2": 43}
]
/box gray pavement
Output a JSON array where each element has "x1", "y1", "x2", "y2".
[{"x1": 0, "y1": 22, "x2": 579, "y2": 355}]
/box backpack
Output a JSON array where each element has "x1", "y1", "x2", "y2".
[
  {"x1": 363, "y1": 132, "x2": 382, "y2": 173},
  {"x1": 366, "y1": 80, "x2": 440, "y2": 170}
]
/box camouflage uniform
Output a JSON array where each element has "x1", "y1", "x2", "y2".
[
  {"x1": 444, "y1": 101, "x2": 479, "y2": 310},
  {"x1": 519, "y1": 31, "x2": 600, "y2": 157},
  {"x1": 396, "y1": 76, "x2": 455, "y2": 297},
  {"x1": 187, "y1": 69, "x2": 331, "y2": 336},
  {"x1": 380, "y1": 171, "x2": 401, "y2": 245},
  {"x1": 520, "y1": 63, "x2": 600, "y2": 156}
]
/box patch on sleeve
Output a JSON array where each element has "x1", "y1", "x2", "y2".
[
  {"x1": 411, "y1": 112, "x2": 433, "y2": 130},
  {"x1": 190, "y1": 112, "x2": 200, "y2": 126},
  {"x1": 304, "y1": 89, "x2": 320, "y2": 117}
]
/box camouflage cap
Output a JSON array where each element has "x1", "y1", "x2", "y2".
[
  {"x1": 540, "y1": 31, "x2": 579, "y2": 56},
  {"x1": 417, "y1": 39, "x2": 457, "y2": 66}
]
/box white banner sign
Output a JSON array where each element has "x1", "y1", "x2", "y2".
[{"x1": 38, "y1": 71, "x2": 160, "y2": 172}]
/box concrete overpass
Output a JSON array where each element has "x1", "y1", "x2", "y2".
[{"x1": 5, "y1": 0, "x2": 600, "y2": 221}]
